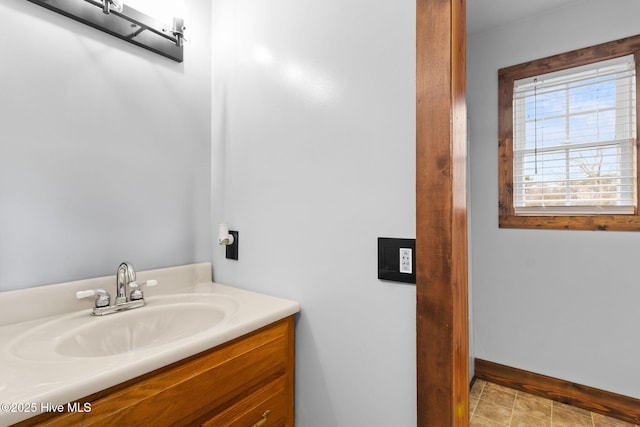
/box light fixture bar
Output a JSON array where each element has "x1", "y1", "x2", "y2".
[{"x1": 26, "y1": 0, "x2": 184, "y2": 62}]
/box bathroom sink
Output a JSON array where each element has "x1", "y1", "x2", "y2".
[
  {"x1": 9, "y1": 293, "x2": 238, "y2": 360},
  {"x1": 0, "y1": 264, "x2": 301, "y2": 426},
  {"x1": 56, "y1": 302, "x2": 226, "y2": 357}
]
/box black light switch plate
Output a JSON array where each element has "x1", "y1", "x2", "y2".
[{"x1": 378, "y1": 237, "x2": 416, "y2": 284}]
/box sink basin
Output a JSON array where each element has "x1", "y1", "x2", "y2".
[
  {"x1": 56, "y1": 302, "x2": 225, "y2": 357},
  {"x1": 9, "y1": 293, "x2": 238, "y2": 360}
]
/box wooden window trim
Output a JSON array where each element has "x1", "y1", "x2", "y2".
[{"x1": 498, "y1": 34, "x2": 640, "y2": 231}]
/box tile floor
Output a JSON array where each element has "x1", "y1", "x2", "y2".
[{"x1": 470, "y1": 379, "x2": 638, "y2": 427}]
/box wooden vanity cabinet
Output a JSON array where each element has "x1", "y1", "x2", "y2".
[{"x1": 14, "y1": 316, "x2": 295, "y2": 427}]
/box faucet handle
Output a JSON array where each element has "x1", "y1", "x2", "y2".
[
  {"x1": 129, "y1": 279, "x2": 158, "y2": 301},
  {"x1": 76, "y1": 288, "x2": 111, "y2": 308}
]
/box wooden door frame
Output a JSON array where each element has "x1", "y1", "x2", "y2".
[{"x1": 416, "y1": 0, "x2": 468, "y2": 425}]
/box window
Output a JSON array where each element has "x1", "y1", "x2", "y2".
[
  {"x1": 513, "y1": 56, "x2": 636, "y2": 215},
  {"x1": 498, "y1": 35, "x2": 640, "y2": 231}
]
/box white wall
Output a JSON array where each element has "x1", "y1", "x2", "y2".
[
  {"x1": 0, "y1": 0, "x2": 212, "y2": 291},
  {"x1": 211, "y1": 0, "x2": 417, "y2": 425},
  {"x1": 469, "y1": 0, "x2": 640, "y2": 399}
]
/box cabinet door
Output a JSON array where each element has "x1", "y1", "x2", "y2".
[{"x1": 202, "y1": 375, "x2": 290, "y2": 427}]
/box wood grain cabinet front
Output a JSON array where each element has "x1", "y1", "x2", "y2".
[
  {"x1": 13, "y1": 317, "x2": 295, "y2": 427},
  {"x1": 201, "y1": 375, "x2": 288, "y2": 427}
]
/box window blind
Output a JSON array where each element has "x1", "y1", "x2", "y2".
[{"x1": 512, "y1": 55, "x2": 637, "y2": 215}]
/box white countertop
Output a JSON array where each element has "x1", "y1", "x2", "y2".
[{"x1": 0, "y1": 263, "x2": 299, "y2": 426}]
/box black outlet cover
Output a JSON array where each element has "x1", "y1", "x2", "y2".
[
  {"x1": 226, "y1": 231, "x2": 239, "y2": 260},
  {"x1": 377, "y1": 237, "x2": 416, "y2": 284}
]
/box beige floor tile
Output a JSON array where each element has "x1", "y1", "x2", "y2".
[
  {"x1": 469, "y1": 381, "x2": 639, "y2": 427},
  {"x1": 592, "y1": 413, "x2": 636, "y2": 427},
  {"x1": 474, "y1": 399, "x2": 514, "y2": 426},
  {"x1": 471, "y1": 380, "x2": 486, "y2": 399},
  {"x1": 471, "y1": 395, "x2": 480, "y2": 416},
  {"x1": 484, "y1": 382, "x2": 518, "y2": 395},
  {"x1": 552, "y1": 406, "x2": 593, "y2": 427},
  {"x1": 470, "y1": 414, "x2": 510, "y2": 427},
  {"x1": 470, "y1": 380, "x2": 485, "y2": 418},
  {"x1": 482, "y1": 387, "x2": 518, "y2": 410},
  {"x1": 514, "y1": 391, "x2": 553, "y2": 419},
  {"x1": 511, "y1": 411, "x2": 552, "y2": 427},
  {"x1": 473, "y1": 379, "x2": 487, "y2": 389},
  {"x1": 553, "y1": 401, "x2": 593, "y2": 417}
]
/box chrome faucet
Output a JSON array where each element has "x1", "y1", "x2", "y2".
[
  {"x1": 116, "y1": 262, "x2": 136, "y2": 304},
  {"x1": 77, "y1": 262, "x2": 158, "y2": 316}
]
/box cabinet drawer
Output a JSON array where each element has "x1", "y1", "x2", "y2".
[{"x1": 202, "y1": 375, "x2": 289, "y2": 427}]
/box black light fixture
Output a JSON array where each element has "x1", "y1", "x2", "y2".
[{"x1": 27, "y1": 0, "x2": 186, "y2": 62}]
